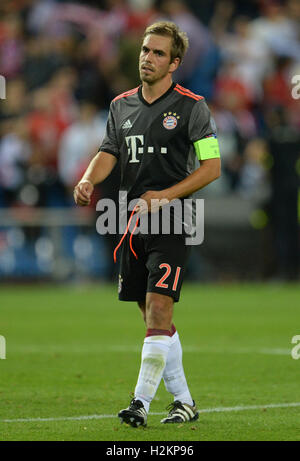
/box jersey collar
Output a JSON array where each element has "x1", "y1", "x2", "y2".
[{"x1": 138, "y1": 82, "x2": 176, "y2": 107}]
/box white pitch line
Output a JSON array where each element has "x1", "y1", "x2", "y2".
[
  {"x1": 7, "y1": 345, "x2": 291, "y2": 356},
  {"x1": 1, "y1": 402, "x2": 300, "y2": 424},
  {"x1": 110, "y1": 346, "x2": 291, "y2": 356}
]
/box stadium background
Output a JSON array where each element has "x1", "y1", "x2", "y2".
[
  {"x1": 0, "y1": 0, "x2": 299, "y2": 282},
  {"x1": 0, "y1": 0, "x2": 300, "y2": 443}
]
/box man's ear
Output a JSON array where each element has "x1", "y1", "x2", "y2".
[{"x1": 169, "y1": 57, "x2": 180, "y2": 73}]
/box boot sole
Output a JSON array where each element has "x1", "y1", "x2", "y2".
[{"x1": 118, "y1": 409, "x2": 147, "y2": 428}]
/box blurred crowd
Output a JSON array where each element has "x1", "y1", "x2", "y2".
[{"x1": 0, "y1": 0, "x2": 299, "y2": 280}]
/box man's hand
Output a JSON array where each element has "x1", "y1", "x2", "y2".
[
  {"x1": 137, "y1": 190, "x2": 169, "y2": 214},
  {"x1": 73, "y1": 180, "x2": 94, "y2": 206}
]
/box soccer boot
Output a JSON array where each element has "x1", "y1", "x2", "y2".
[
  {"x1": 160, "y1": 400, "x2": 199, "y2": 424},
  {"x1": 118, "y1": 398, "x2": 147, "y2": 427}
]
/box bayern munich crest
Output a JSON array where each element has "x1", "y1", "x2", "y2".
[{"x1": 163, "y1": 112, "x2": 180, "y2": 130}]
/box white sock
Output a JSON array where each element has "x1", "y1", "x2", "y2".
[
  {"x1": 163, "y1": 331, "x2": 194, "y2": 406},
  {"x1": 134, "y1": 334, "x2": 171, "y2": 413}
]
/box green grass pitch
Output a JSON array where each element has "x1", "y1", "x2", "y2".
[{"x1": 0, "y1": 282, "x2": 299, "y2": 441}]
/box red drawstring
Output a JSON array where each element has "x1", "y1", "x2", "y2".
[
  {"x1": 129, "y1": 214, "x2": 140, "y2": 260},
  {"x1": 113, "y1": 205, "x2": 140, "y2": 263}
]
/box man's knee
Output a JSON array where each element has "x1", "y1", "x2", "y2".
[
  {"x1": 146, "y1": 293, "x2": 173, "y2": 330},
  {"x1": 138, "y1": 300, "x2": 146, "y2": 323}
]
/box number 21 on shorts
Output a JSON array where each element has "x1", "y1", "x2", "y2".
[{"x1": 155, "y1": 264, "x2": 181, "y2": 291}]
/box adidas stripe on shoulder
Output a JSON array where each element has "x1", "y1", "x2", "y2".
[
  {"x1": 112, "y1": 87, "x2": 139, "y2": 103},
  {"x1": 174, "y1": 84, "x2": 204, "y2": 102}
]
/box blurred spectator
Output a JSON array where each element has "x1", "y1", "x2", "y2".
[
  {"x1": 27, "y1": 86, "x2": 67, "y2": 170},
  {"x1": 41, "y1": 0, "x2": 129, "y2": 62},
  {"x1": 22, "y1": 35, "x2": 67, "y2": 91},
  {"x1": 249, "y1": 0, "x2": 300, "y2": 61},
  {"x1": 48, "y1": 66, "x2": 78, "y2": 129},
  {"x1": 154, "y1": 0, "x2": 214, "y2": 85},
  {"x1": 218, "y1": 15, "x2": 272, "y2": 100},
  {"x1": 212, "y1": 57, "x2": 259, "y2": 192},
  {"x1": 265, "y1": 106, "x2": 300, "y2": 281},
  {"x1": 0, "y1": 78, "x2": 28, "y2": 120},
  {"x1": 209, "y1": 0, "x2": 235, "y2": 40},
  {"x1": 25, "y1": 79, "x2": 77, "y2": 207},
  {"x1": 58, "y1": 101, "x2": 107, "y2": 191},
  {"x1": 263, "y1": 56, "x2": 299, "y2": 113},
  {"x1": 0, "y1": 116, "x2": 31, "y2": 207},
  {"x1": 209, "y1": 102, "x2": 242, "y2": 192},
  {"x1": 73, "y1": 38, "x2": 114, "y2": 107},
  {"x1": 214, "y1": 60, "x2": 254, "y2": 111},
  {"x1": 238, "y1": 138, "x2": 271, "y2": 202},
  {"x1": 0, "y1": 15, "x2": 24, "y2": 78},
  {"x1": 214, "y1": 60, "x2": 257, "y2": 135}
]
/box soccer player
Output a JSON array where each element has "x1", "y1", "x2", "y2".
[{"x1": 73, "y1": 21, "x2": 221, "y2": 427}]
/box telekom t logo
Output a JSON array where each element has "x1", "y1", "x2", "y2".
[
  {"x1": 125, "y1": 135, "x2": 168, "y2": 163},
  {"x1": 126, "y1": 135, "x2": 144, "y2": 163}
]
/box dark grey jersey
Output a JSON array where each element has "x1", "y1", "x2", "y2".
[{"x1": 100, "y1": 82, "x2": 218, "y2": 201}]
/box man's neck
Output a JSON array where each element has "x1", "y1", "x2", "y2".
[{"x1": 142, "y1": 79, "x2": 173, "y2": 104}]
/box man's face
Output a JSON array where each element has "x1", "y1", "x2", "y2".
[{"x1": 139, "y1": 34, "x2": 178, "y2": 84}]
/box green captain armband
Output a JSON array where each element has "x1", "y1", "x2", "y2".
[{"x1": 194, "y1": 135, "x2": 220, "y2": 160}]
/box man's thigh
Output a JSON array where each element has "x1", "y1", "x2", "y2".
[
  {"x1": 118, "y1": 233, "x2": 190, "y2": 303},
  {"x1": 118, "y1": 235, "x2": 148, "y2": 302},
  {"x1": 144, "y1": 234, "x2": 191, "y2": 302}
]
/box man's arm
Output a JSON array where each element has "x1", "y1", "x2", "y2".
[
  {"x1": 139, "y1": 157, "x2": 221, "y2": 209},
  {"x1": 139, "y1": 98, "x2": 221, "y2": 210},
  {"x1": 163, "y1": 157, "x2": 221, "y2": 201},
  {"x1": 73, "y1": 151, "x2": 117, "y2": 206}
]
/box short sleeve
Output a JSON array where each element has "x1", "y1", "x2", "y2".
[
  {"x1": 99, "y1": 104, "x2": 119, "y2": 159},
  {"x1": 188, "y1": 100, "x2": 220, "y2": 161}
]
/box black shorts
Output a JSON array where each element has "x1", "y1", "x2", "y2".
[{"x1": 118, "y1": 232, "x2": 191, "y2": 303}]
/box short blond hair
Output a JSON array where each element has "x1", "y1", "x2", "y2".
[{"x1": 143, "y1": 21, "x2": 189, "y2": 64}]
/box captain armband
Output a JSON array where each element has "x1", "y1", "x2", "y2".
[{"x1": 193, "y1": 134, "x2": 220, "y2": 160}]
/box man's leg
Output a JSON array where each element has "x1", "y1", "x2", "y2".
[
  {"x1": 138, "y1": 299, "x2": 193, "y2": 407},
  {"x1": 118, "y1": 293, "x2": 173, "y2": 426},
  {"x1": 118, "y1": 234, "x2": 197, "y2": 426},
  {"x1": 134, "y1": 292, "x2": 173, "y2": 412}
]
